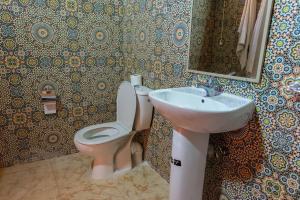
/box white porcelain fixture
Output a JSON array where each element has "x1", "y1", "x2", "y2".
[
  {"x1": 149, "y1": 87, "x2": 255, "y2": 200},
  {"x1": 74, "y1": 82, "x2": 153, "y2": 179}
]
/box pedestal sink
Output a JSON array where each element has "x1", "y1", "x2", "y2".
[{"x1": 148, "y1": 87, "x2": 255, "y2": 200}]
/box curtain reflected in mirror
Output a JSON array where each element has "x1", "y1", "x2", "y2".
[{"x1": 188, "y1": 0, "x2": 274, "y2": 83}]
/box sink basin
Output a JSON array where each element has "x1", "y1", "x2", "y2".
[
  {"x1": 149, "y1": 87, "x2": 255, "y2": 134},
  {"x1": 148, "y1": 87, "x2": 255, "y2": 200}
]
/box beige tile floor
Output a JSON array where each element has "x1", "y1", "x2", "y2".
[{"x1": 0, "y1": 153, "x2": 169, "y2": 200}]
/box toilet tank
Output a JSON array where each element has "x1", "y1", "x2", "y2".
[{"x1": 134, "y1": 86, "x2": 153, "y2": 131}]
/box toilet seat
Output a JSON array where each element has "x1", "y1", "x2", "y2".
[{"x1": 75, "y1": 122, "x2": 131, "y2": 145}]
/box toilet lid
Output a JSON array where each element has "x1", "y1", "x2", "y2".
[{"x1": 117, "y1": 81, "x2": 136, "y2": 130}]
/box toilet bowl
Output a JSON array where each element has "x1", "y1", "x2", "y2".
[{"x1": 74, "y1": 81, "x2": 153, "y2": 179}]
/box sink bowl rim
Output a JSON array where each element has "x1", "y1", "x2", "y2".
[{"x1": 148, "y1": 87, "x2": 255, "y2": 114}]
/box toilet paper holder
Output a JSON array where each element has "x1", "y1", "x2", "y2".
[{"x1": 40, "y1": 85, "x2": 58, "y2": 114}]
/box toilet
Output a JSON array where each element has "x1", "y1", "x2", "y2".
[{"x1": 74, "y1": 81, "x2": 153, "y2": 179}]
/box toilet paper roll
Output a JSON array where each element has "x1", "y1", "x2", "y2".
[
  {"x1": 130, "y1": 74, "x2": 142, "y2": 86},
  {"x1": 43, "y1": 101, "x2": 56, "y2": 114}
]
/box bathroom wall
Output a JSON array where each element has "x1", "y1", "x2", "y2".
[
  {"x1": 0, "y1": 0, "x2": 123, "y2": 167},
  {"x1": 122, "y1": 0, "x2": 300, "y2": 199}
]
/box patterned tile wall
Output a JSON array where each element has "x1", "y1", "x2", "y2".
[
  {"x1": 0, "y1": 0, "x2": 123, "y2": 167},
  {"x1": 1, "y1": 0, "x2": 300, "y2": 199},
  {"x1": 122, "y1": 0, "x2": 300, "y2": 199}
]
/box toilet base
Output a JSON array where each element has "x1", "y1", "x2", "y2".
[
  {"x1": 91, "y1": 159, "x2": 114, "y2": 179},
  {"x1": 89, "y1": 133, "x2": 136, "y2": 180},
  {"x1": 75, "y1": 131, "x2": 143, "y2": 180},
  {"x1": 90, "y1": 162, "x2": 131, "y2": 180},
  {"x1": 114, "y1": 132, "x2": 136, "y2": 171},
  {"x1": 114, "y1": 166, "x2": 131, "y2": 176}
]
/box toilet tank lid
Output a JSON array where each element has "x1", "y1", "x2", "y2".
[{"x1": 135, "y1": 86, "x2": 152, "y2": 96}]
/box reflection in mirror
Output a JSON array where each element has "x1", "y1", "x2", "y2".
[{"x1": 188, "y1": 0, "x2": 274, "y2": 83}]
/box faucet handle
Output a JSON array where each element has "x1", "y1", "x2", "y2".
[
  {"x1": 207, "y1": 77, "x2": 214, "y2": 87},
  {"x1": 214, "y1": 85, "x2": 224, "y2": 93}
]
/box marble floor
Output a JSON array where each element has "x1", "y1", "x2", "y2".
[{"x1": 0, "y1": 153, "x2": 169, "y2": 200}]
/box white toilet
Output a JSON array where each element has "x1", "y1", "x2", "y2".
[{"x1": 74, "y1": 81, "x2": 153, "y2": 179}]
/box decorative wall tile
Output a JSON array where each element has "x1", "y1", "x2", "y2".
[
  {"x1": 1, "y1": 0, "x2": 300, "y2": 199},
  {"x1": 0, "y1": 0, "x2": 123, "y2": 167}
]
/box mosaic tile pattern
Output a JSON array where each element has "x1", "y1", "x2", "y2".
[
  {"x1": 0, "y1": 153, "x2": 169, "y2": 200},
  {"x1": 121, "y1": 0, "x2": 300, "y2": 199},
  {"x1": 1, "y1": 0, "x2": 300, "y2": 199},
  {"x1": 0, "y1": 0, "x2": 124, "y2": 167}
]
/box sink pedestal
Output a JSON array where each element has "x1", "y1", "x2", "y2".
[{"x1": 170, "y1": 129, "x2": 209, "y2": 200}]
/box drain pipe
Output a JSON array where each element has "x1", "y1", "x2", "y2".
[{"x1": 131, "y1": 142, "x2": 143, "y2": 167}]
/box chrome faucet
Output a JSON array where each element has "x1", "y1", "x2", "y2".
[
  {"x1": 207, "y1": 77, "x2": 214, "y2": 87},
  {"x1": 193, "y1": 77, "x2": 223, "y2": 97}
]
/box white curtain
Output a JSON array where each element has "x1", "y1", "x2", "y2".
[
  {"x1": 236, "y1": 0, "x2": 257, "y2": 70},
  {"x1": 246, "y1": 0, "x2": 268, "y2": 74}
]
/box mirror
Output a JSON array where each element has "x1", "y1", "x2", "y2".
[{"x1": 188, "y1": 0, "x2": 274, "y2": 83}]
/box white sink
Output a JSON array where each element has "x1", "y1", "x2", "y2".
[
  {"x1": 148, "y1": 87, "x2": 255, "y2": 200},
  {"x1": 149, "y1": 87, "x2": 255, "y2": 134}
]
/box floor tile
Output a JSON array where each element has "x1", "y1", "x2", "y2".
[
  {"x1": 0, "y1": 153, "x2": 169, "y2": 200},
  {"x1": 0, "y1": 159, "x2": 57, "y2": 200}
]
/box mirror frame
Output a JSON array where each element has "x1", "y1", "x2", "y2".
[{"x1": 187, "y1": 0, "x2": 274, "y2": 83}]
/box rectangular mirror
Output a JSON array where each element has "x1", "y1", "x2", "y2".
[{"x1": 188, "y1": 0, "x2": 274, "y2": 83}]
